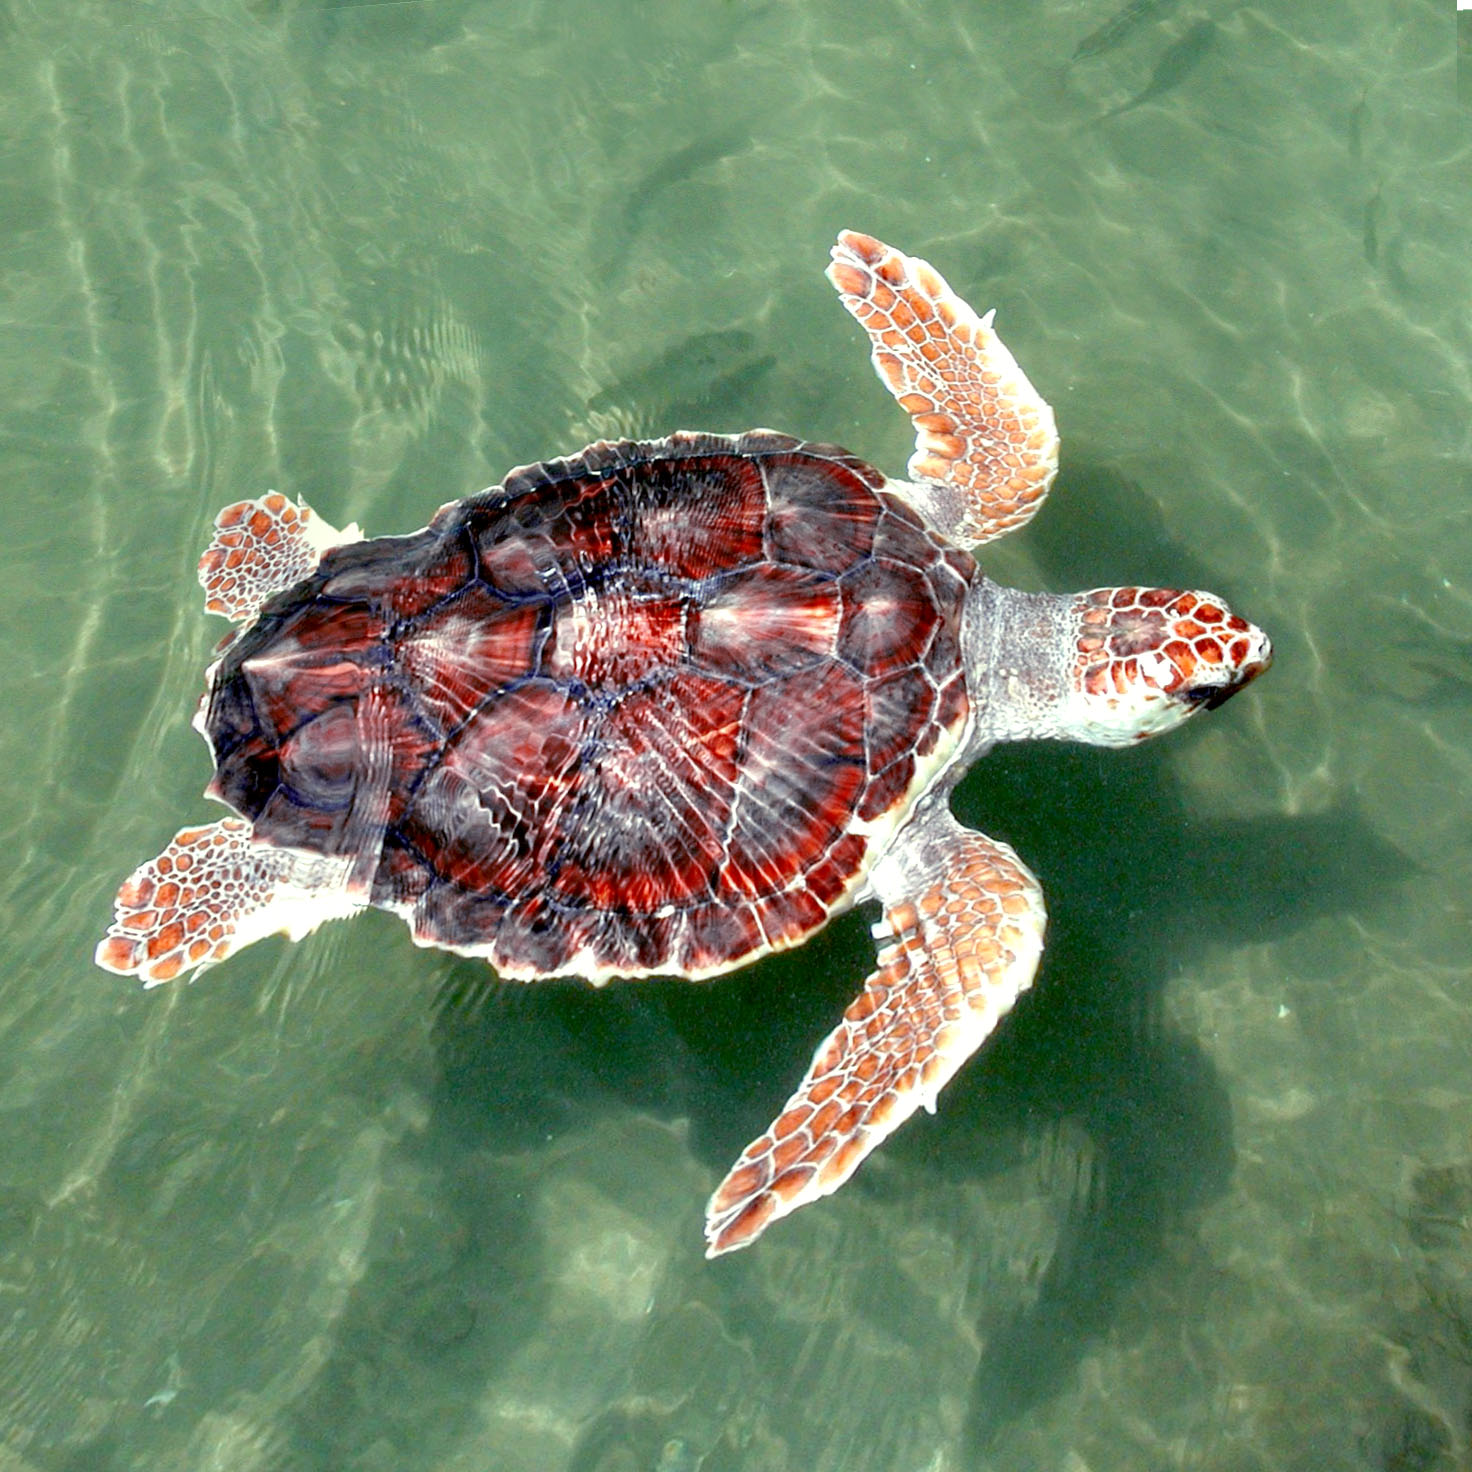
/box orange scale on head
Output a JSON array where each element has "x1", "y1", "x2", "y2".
[
  {"x1": 1198, "y1": 637, "x2": 1224, "y2": 664},
  {"x1": 1165, "y1": 640, "x2": 1197, "y2": 681},
  {"x1": 1111, "y1": 587, "x2": 1139, "y2": 609},
  {"x1": 1196, "y1": 603, "x2": 1224, "y2": 623},
  {"x1": 1230, "y1": 637, "x2": 1250, "y2": 663}
]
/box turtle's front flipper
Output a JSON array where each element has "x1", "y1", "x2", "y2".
[
  {"x1": 198, "y1": 493, "x2": 361, "y2": 623},
  {"x1": 826, "y1": 231, "x2": 1059, "y2": 548},
  {"x1": 95, "y1": 819, "x2": 360, "y2": 986},
  {"x1": 704, "y1": 803, "x2": 1046, "y2": 1256}
]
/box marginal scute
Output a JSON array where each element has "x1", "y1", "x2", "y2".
[
  {"x1": 205, "y1": 432, "x2": 974, "y2": 979},
  {"x1": 858, "y1": 755, "x2": 917, "y2": 823}
]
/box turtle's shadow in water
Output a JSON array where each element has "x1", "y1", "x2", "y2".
[
  {"x1": 425, "y1": 756, "x2": 1403, "y2": 1446},
  {"x1": 952, "y1": 741, "x2": 1405, "y2": 1448},
  {"x1": 425, "y1": 460, "x2": 1406, "y2": 1446},
  {"x1": 949, "y1": 456, "x2": 1406, "y2": 1446}
]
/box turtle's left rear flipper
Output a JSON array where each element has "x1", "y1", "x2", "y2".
[
  {"x1": 95, "y1": 819, "x2": 360, "y2": 986},
  {"x1": 704, "y1": 803, "x2": 1047, "y2": 1256}
]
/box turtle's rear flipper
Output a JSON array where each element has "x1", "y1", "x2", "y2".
[
  {"x1": 95, "y1": 819, "x2": 359, "y2": 986},
  {"x1": 826, "y1": 231, "x2": 1059, "y2": 549},
  {"x1": 198, "y1": 493, "x2": 361, "y2": 623},
  {"x1": 704, "y1": 803, "x2": 1046, "y2": 1256}
]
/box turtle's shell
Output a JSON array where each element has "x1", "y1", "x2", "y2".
[{"x1": 204, "y1": 432, "x2": 973, "y2": 979}]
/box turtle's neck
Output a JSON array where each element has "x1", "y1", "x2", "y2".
[{"x1": 960, "y1": 577, "x2": 1082, "y2": 749}]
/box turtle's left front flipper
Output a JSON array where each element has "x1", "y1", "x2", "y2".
[
  {"x1": 197, "y1": 493, "x2": 361, "y2": 624},
  {"x1": 704, "y1": 805, "x2": 1046, "y2": 1256}
]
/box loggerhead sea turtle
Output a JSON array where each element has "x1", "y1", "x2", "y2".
[{"x1": 96, "y1": 233, "x2": 1271, "y2": 1256}]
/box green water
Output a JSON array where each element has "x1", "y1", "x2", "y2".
[{"x1": 2, "y1": 0, "x2": 1468, "y2": 1467}]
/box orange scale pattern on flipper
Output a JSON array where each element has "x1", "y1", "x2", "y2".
[
  {"x1": 95, "y1": 819, "x2": 295, "y2": 986},
  {"x1": 704, "y1": 823, "x2": 1046, "y2": 1256},
  {"x1": 826, "y1": 231, "x2": 1060, "y2": 548},
  {"x1": 198, "y1": 493, "x2": 334, "y2": 623}
]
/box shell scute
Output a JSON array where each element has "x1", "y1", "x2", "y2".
[
  {"x1": 629, "y1": 453, "x2": 767, "y2": 578},
  {"x1": 689, "y1": 564, "x2": 839, "y2": 681},
  {"x1": 718, "y1": 662, "x2": 866, "y2": 901},
  {"x1": 864, "y1": 665, "x2": 938, "y2": 776},
  {"x1": 763, "y1": 453, "x2": 878, "y2": 572},
  {"x1": 548, "y1": 672, "x2": 744, "y2": 912},
  {"x1": 206, "y1": 434, "x2": 972, "y2": 979},
  {"x1": 399, "y1": 586, "x2": 544, "y2": 732},
  {"x1": 838, "y1": 558, "x2": 939, "y2": 676},
  {"x1": 858, "y1": 755, "x2": 917, "y2": 823}
]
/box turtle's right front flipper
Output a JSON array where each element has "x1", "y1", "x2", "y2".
[{"x1": 704, "y1": 803, "x2": 1046, "y2": 1256}]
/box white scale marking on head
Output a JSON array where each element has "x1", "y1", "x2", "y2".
[{"x1": 1137, "y1": 647, "x2": 1177, "y2": 690}]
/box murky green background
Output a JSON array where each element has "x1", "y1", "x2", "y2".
[{"x1": 2, "y1": 0, "x2": 1468, "y2": 1467}]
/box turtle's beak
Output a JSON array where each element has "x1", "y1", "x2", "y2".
[{"x1": 1177, "y1": 623, "x2": 1273, "y2": 711}]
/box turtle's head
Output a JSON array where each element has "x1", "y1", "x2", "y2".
[{"x1": 1054, "y1": 586, "x2": 1272, "y2": 746}]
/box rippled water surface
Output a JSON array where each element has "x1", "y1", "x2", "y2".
[{"x1": 2, "y1": 1, "x2": 1469, "y2": 1468}]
